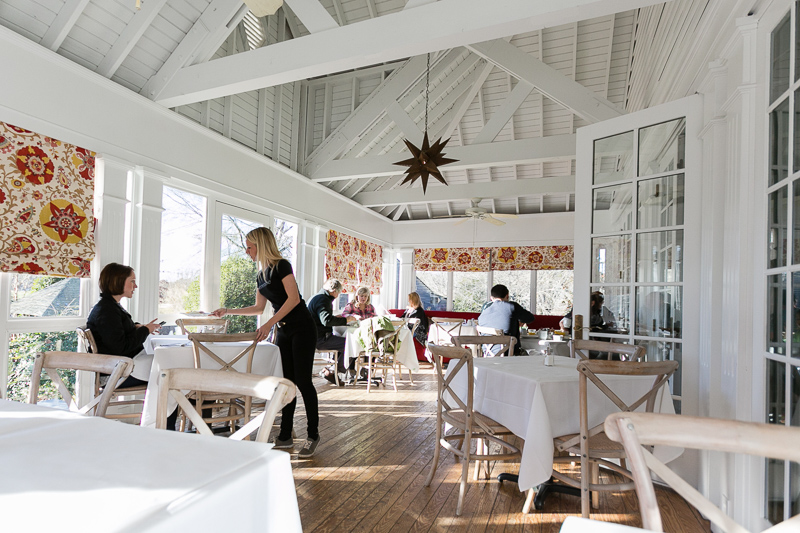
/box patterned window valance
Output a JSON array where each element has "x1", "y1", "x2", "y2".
[
  {"x1": 0, "y1": 122, "x2": 96, "y2": 277},
  {"x1": 325, "y1": 230, "x2": 383, "y2": 293},
  {"x1": 414, "y1": 245, "x2": 573, "y2": 272},
  {"x1": 414, "y1": 247, "x2": 491, "y2": 272}
]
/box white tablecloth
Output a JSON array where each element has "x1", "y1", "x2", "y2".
[
  {"x1": 445, "y1": 356, "x2": 680, "y2": 492},
  {"x1": 140, "y1": 341, "x2": 283, "y2": 427},
  {"x1": 427, "y1": 322, "x2": 477, "y2": 345},
  {"x1": 341, "y1": 326, "x2": 420, "y2": 373},
  {"x1": 0, "y1": 399, "x2": 302, "y2": 533}
]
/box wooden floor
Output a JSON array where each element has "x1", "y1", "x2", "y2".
[{"x1": 279, "y1": 367, "x2": 711, "y2": 533}]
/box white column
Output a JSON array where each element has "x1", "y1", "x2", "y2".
[
  {"x1": 380, "y1": 248, "x2": 397, "y2": 311},
  {"x1": 397, "y1": 249, "x2": 415, "y2": 310},
  {"x1": 128, "y1": 167, "x2": 164, "y2": 323}
]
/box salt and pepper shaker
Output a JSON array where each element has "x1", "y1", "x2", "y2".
[{"x1": 543, "y1": 344, "x2": 554, "y2": 366}]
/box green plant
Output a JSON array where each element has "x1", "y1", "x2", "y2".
[
  {"x1": 7, "y1": 330, "x2": 78, "y2": 402},
  {"x1": 219, "y1": 255, "x2": 258, "y2": 334}
]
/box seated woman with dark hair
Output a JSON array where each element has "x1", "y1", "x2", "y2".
[{"x1": 403, "y1": 292, "x2": 429, "y2": 361}]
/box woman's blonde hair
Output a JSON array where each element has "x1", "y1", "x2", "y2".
[
  {"x1": 246, "y1": 227, "x2": 283, "y2": 272},
  {"x1": 408, "y1": 292, "x2": 422, "y2": 308},
  {"x1": 351, "y1": 286, "x2": 371, "y2": 305}
]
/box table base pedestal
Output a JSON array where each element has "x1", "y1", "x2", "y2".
[{"x1": 497, "y1": 474, "x2": 580, "y2": 511}]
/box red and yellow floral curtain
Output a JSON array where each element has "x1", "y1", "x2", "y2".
[
  {"x1": 414, "y1": 245, "x2": 573, "y2": 272},
  {"x1": 414, "y1": 247, "x2": 491, "y2": 272},
  {"x1": 0, "y1": 122, "x2": 95, "y2": 277},
  {"x1": 325, "y1": 230, "x2": 383, "y2": 293}
]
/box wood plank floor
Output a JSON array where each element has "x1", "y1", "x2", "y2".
[{"x1": 278, "y1": 367, "x2": 710, "y2": 532}]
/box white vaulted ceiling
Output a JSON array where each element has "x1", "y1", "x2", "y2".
[{"x1": 0, "y1": 0, "x2": 723, "y2": 222}]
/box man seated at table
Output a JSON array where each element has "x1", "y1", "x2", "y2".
[
  {"x1": 478, "y1": 284, "x2": 535, "y2": 355},
  {"x1": 308, "y1": 279, "x2": 357, "y2": 384}
]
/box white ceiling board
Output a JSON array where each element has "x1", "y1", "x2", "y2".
[
  {"x1": 95, "y1": 0, "x2": 167, "y2": 78},
  {"x1": 284, "y1": 0, "x2": 339, "y2": 33},
  {"x1": 40, "y1": 0, "x2": 89, "y2": 50}
]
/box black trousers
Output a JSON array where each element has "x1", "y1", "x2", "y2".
[{"x1": 276, "y1": 317, "x2": 319, "y2": 440}]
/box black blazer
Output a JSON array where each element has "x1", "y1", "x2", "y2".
[{"x1": 86, "y1": 294, "x2": 149, "y2": 358}]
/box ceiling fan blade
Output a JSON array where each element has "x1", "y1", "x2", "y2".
[
  {"x1": 483, "y1": 215, "x2": 506, "y2": 226},
  {"x1": 492, "y1": 213, "x2": 518, "y2": 219},
  {"x1": 454, "y1": 217, "x2": 470, "y2": 226}
]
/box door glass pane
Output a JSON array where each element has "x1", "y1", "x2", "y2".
[
  {"x1": 535, "y1": 270, "x2": 573, "y2": 316},
  {"x1": 638, "y1": 118, "x2": 686, "y2": 176},
  {"x1": 771, "y1": 99, "x2": 791, "y2": 186},
  {"x1": 589, "y1": 286, "x2": 629, "y2": 334},
  {"x1": 452, "y1": 272, "x2": 488, "y2": 312},
  {"x1": 274, "y1": 218, "x2": 297, "y2": 266},
  {"x1": 593, "y1": 131, "x2": 634, "y2": 185},
  {"x1": 7, "y1": 330, "x2": 78, "y2": 402},
  {"x1": 795, "y1": 181, "x2": 800, "y2": 264},
  {"x1": 636, "y1": 230, "x2": 683, "y2": 283},
  {"x1": 770, "y1": 186, "x2": 789, "y2": 268},
  {"x1": 635, "y1": 286, "x2": 682, "y2": 339},
  {"x1": 593, "y1": 184, "x2": 633, "y2": 233},
  {"x1": 794, "y1": 273, "x2": 800, "y2": 360},
  {"x1": 770, "y1": 273, "x2": 787, "y2": 355},
  {"x1": 634, "y1": 339, "x2": 682, "y2": 393},
  {"x1": 794, "y1": 89, "x2": 800, "y2": 173},
  {"x1": 9, "y1": 274, "x2": 80, "y2": 318},
  {"x1": 415, "y1": 271, "x2": 448, "y2": 311},
  {"x1": 159, "y1": 187, "x2": 206, "y2": 319},
  {"x1": 494, "y1": 271, "x2": 531, "y2": 310},
  {"x1": 767, "y1": 459, "x2": 786, "y2": 525},
  {"x1": 792, "y1": 364, "x2": 800, "y2": 516},
  {"x1": 766, "y1": 358, "x2": 787, "y2": 524},
  {"x1": 592, "y1": 236, "x2": 631, "y2": 284},
  {"x1": 772, "y1": 13, "x2": 791, "y2": 104},
  {"x1": 220, "y1": 214, "x2": 261, "y2": 334},
  {"x1": 638, "y1": 174, "x2": 684, "y2": 229}
]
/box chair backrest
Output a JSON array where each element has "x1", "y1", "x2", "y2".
[
  {"x1": 176, "y1": 317, "x2": 229, "y2": 334},
  {"x1": 427, "y1": 343, "x2": 485, "y2": 429},
  {"x1": 76, "y1": 326, "x2": 98, "y2": 353},
  {"x1": 570, "y1": 339, "x2": 645, "y2": 361},
  {"x1": 557, "y1": 360, "x2": 678, "y2": 454},
  {"x1": 188, "y1": 332, "x2": 258, "y2": 373},
  {"x1": 430, "y1": 317, "x2": 463, "y2": 344},
  {"x1": 407, "y1": 317, "x2": 420, "y2": 339},
  {"x1": 155, "y1": 368, "x2": 296, "y2": 442},
  {"x1": 476, "y1": 325, "x2": 503, "y2": 336},
  {"x1": 605, "y1": 412, "x2": 800, "y2": 533},
  {"x1": 452, "y1": 334, "x2": 516, "y2": 357},
  {"x1": 28, "y1": 351, "x2": 133, "y2": 417},
  {"x1": 372, "y1": 326, "x2": 404, "y2": 358}
]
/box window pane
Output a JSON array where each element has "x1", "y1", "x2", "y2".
[
  {"x1": 274, "y1": 218, "x2": 297, "y2": 266},
  {"x1": 415, "y1": 271, "x2": 448, "y2": 311},
  {"x1": 771, "y1": 99, "x2": 791, "y2": 186},
  {"x1": 635, "y1": 286, "x2": 682, "y2": 339},
  {"x1": 766, "y1": 357, "x2": 787, "y2": 524},
  {"x1": 772, "y1": 13, "x2": 791, "y2": 104},
  {"x1": 7, "y1": 330, "x2": 78, "y2": 402},
  {"x1": 9, "y1": 275, "x2": 80, "y2": 318},
  {"x1": 593, "y1": 131, "x2": 634, "y2": 185},
  {"x1": 494, "y1": 271, "x2": 531, "y2": 310},
  {"x1": 634, "y1": 340, "x2": 682, "y2": 396},
  {"x1": 636, "y1": 231, "x2": 683, "y2": 283},
  {"x1": 591, "y1": 235, "x2": 631, "y2": 284},
  {"x1": 794, "y1": 89, "x2": 800, "y2": 173},
  {"x1": 769, "y1": 186, "x2": 789, "y2": 268},
  {"x1": 589, "y1": 286, "x2": 630, "y2": 333},
  {"x1": 452, "y1": 272, "x2": 488, "y2": 312},
  {"x1": 770, "y1": 273, "x2": 787, "y2": 355},
  {"x1": 593, "y1": 183, "x2": 633, "y2": 233},
  {"x1": 767, "y1": 459, "x2": 786, "y2": 524},
  {"x1": 159, "y1": 187, "x2": 206, "y2": 318},
  {"x1": 795, "y1": 181, "x2": 800, "y2": 264},
  {"x1": 638, "y1": 118, "x2": 686, "y2": 176},
  {"x1": 535, "y1": 270, "x2": 573, "y2": 316},
  {"x1": 638, "y1": 174, "x2": 684, "y2": 230},
  {"x1": 221, "y1": 214, "x2": 261, "y2": 334}
]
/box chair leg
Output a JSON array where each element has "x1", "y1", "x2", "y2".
[
  {"x1": 391, "y1": 365, "x2": 397, "y2": 391},
  {"x1": 425, "y1": 416, "x2": 443, "y2": 487},
  {"x1": 457, "y1": 430, "x2": 471, "y2": 516},
  {"x1": 366, "y1": 362, "x2": 372, "y2": 393},
  {"x1": 591, "y1": 462, "x2": 600, "y2": 509},
  {"x1": 522, "y1": 488, "x2": 536, "y2": 514},
  {"x1": 581, "y1": 455, "x2": 590, "y2": 518}
]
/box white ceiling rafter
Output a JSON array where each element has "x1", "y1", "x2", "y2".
[
  {"x1": 40, "y1": 0, "x2": 90, "y2": 51},
  {"x1": 284, "y1": 0, "x2": 340, "y2": 33},
  {"x1": 154, "y1": 0, "x2": 666, "y2": 107},
  {"x1": 96, "y1": 0, "x2": 168, "y2": 78}
]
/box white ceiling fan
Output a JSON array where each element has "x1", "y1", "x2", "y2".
[{"x1": 435, "y1": 198, "x2": 518, "y2": 226}]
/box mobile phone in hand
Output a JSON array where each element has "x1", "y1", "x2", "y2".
[{"x1": 158, "y1": 320, "x2": 166, "y2": 326}]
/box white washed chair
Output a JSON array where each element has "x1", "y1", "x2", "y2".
[
  {"x1": 452, "y1": 334, "x2": 516, "y2": 357},
  {"x1": 605, "y1": 412, "x2": 800, "y2": 533},
  {"x1": 176, "y1": 317, "x2": 228, "y2": 334},
  {"x1": 354, "y1": 325, "x2": 404, "y2": 392},
  {"x1": 476, "y1": 325, "x2": 503, "y2": 336},
  {"x1": 155, "y1": 368, "x2": 296, "y2": 442},
  {"x1": 28, "y1": 351, "x2": 132, "y2": 418},
  {"x1": 570, "y1": 339, "x2": 645, "y2": 361},
  {"x1": 430, "y1": 317, "x2": 463, "y2": 345}
]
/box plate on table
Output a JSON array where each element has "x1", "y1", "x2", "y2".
[{"x1": 183, "y1": 312, "x2": 208, "y2": 317}]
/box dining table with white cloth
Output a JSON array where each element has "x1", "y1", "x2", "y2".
[
  {"x1": 338, "y1": 324, "x2": 420, "y2": 373},
  {"x1": 444, "y1": 355, "x2": 680, "y2": 492},
  {"x1": 139, "y1": 335, "x2": 283, "y2": 428},
  {"x1": 0, "y1": 399, "x2": 302, "y2": 532},
  {"x1": 427, "y1": 322, "x2": 477, "y2": 345}
]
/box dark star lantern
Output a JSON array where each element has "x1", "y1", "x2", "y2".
[{"x1": 393, "y1": 132, "x2": 458, "y2": 194}]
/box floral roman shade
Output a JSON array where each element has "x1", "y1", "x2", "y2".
[
  {"x1": 414, "y1": 247, "x2": 491, "y2": 272},
  {"x1": 414, "y1": 245, "x2": 573, "y2": 272},
  {"x1": 325, "y1": 230, "x2": 383, "y2": 293},
  {"x1": 0, "y1": 122, "x2": 95, "y2": 277}
]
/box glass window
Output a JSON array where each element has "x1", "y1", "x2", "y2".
[
  {"x1": 589, "y1": 286, "x2": 630, "y2": 334},
  {"x1": 591, "y1": 235, "x2": 631, "y2": 284},
  {"x1": 415, "y1": 271, "x2": 448, "y2": 311},
  {"x1": 220, "y1": 214, "x2": 261, "y2": 334},
  {"x1": 636, "y1": 231, "x2": 683, "y2": 283},
  {"x1": 638, "y1": 118, "x2": 686, "y2": 176},
  {"x1": 159, "y1": 187, "x2": 206, "y2": 319},
  {"x1": 494, "y1": 271, "x2": 532, "y2": 310},
  {"x1": 635, "y1": 286, "x2": 682, "y2": 339},
  {"x1": 772, "y1": 13, "x2": 791, "y2": 104},
  {"x1": 766, "y1": 358, "x2": 787, "y2": 524},
  {"x1": 452, "y1": 272, "x2": 488, "y2": 312},
  {"x1": 274, "y1": 218, "x2": 297, "y2": 265},
  {"x1": 592, "y1": 183, "x2": 634, "y2": 233},
  {"x1": 7, "y1": 330, "x2": 78, "y2": 402},
  {"x1": 9, "y1": 274, "x2": 80, "y2": 318},
  {"x1": 593, "y1": 131, "x2": 634, "y2": 185},
  {"x1": 771, "y1": 274, "x2": 787, "y2": 356},
  {"x1": 771, "y1": 99, "x2": 791, "y2": 186},
  {"x1": 638, "y1": 174, "x2": 684, "y2": 230},
  {"x1": 535, "y1": 270, "x2": 573, "y2": 316},
  {"x1": 769, "y1": 186, "x2": 789, "y2": 269}
]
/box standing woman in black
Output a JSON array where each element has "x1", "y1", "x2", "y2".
[{"x1": 211, "y1": 227, "x2": 320, "y2": 457}]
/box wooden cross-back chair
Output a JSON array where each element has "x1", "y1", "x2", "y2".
[
  {"x1": 353, "y1": 324, "x2": 404, "y2": 392},
  {"x1": 570, "y1": 339, "x2": 645, "y2": 361},
  {"x1": 76, "y1": 326, "x2": 147, "y2": 423},
  {"x1": 28, "y1": 351, "x2": 132, "y2": 418},
  {"x1": 175, "y1": 317, "x2": 228, "y2": 334},
  {"x1": 187, "y1": 332, "x2": 259, "y2": 431},
  {"x1": 425, "y1": 343, "x2": 522, "y2": 516},
  {"x1": 475, "y1": 325, "x2": 503, "y2": 336},
  {"x1": 155, "y1": 368, "x2": 296, "y2": 442},
  {"x1": 452, "y1": 334, "x2": 516, "y2": 357},
  {"x1": 605, "y1": 412, "x2": 800, "y2": 533},
  {"x1": 430, "y1": 317, "x2": 463, "y2": 345},
  {"x1": 549, "y1": 359, "x2": 678, "y2": 518}
]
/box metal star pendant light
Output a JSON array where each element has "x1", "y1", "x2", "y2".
[{"x1": 393, "y1": 53, "x2": 458, "y2": 194}]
